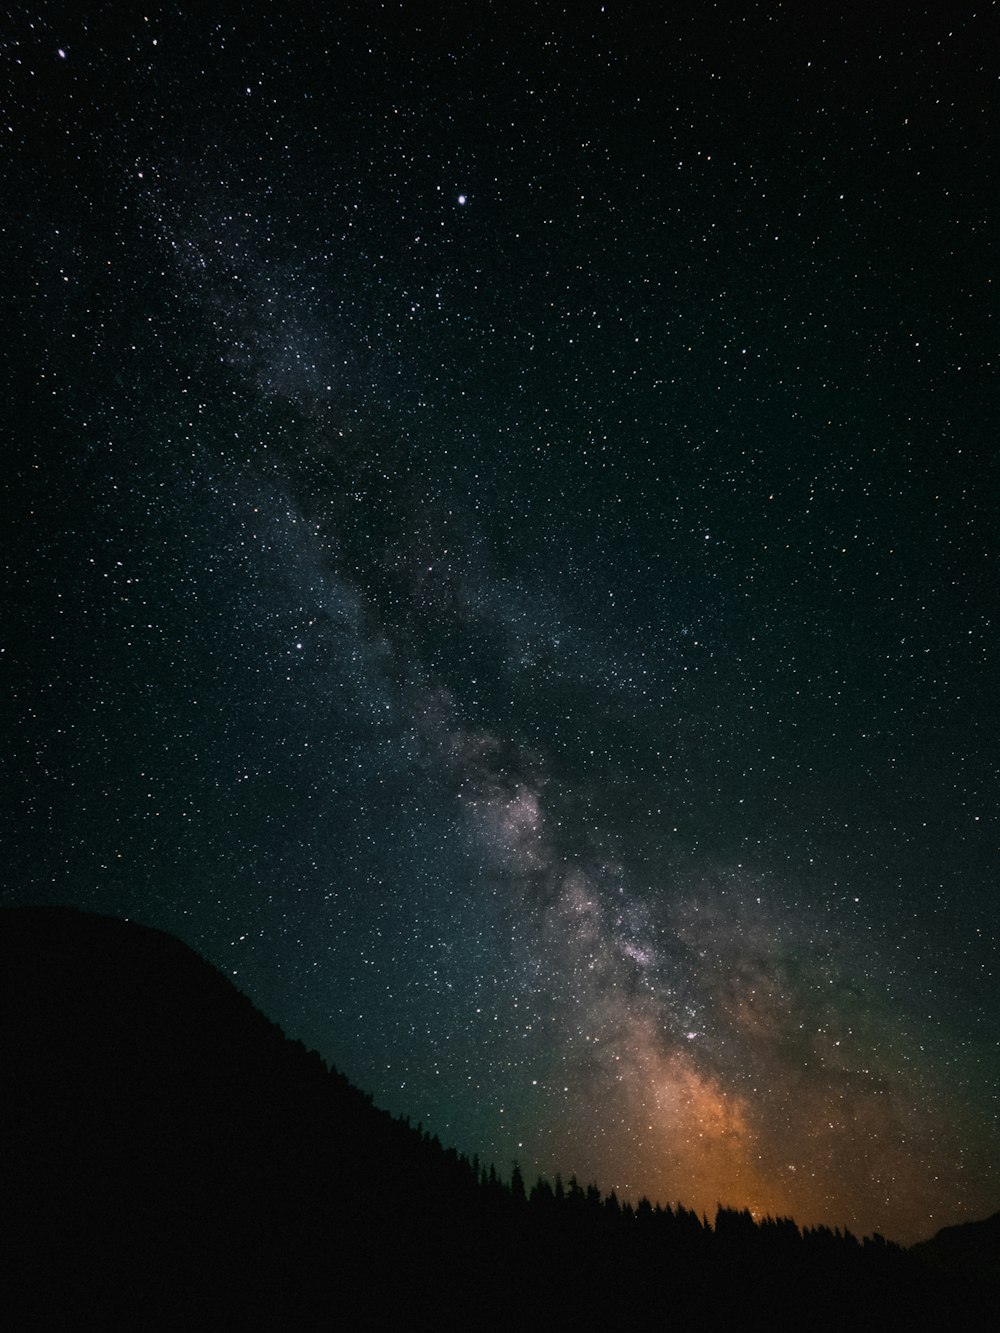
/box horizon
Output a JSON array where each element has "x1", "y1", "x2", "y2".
[{"x1": 5, "y1": 900, "x2": 991, "y2": 1249}]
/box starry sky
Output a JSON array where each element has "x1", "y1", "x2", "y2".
[{"x1": 4, "y1": 3, "x2": 997, "y2": 1245}]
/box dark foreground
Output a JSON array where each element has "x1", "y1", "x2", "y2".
[{"x1": 2, "y1": 907, "x2": 994, "y2": 1329}]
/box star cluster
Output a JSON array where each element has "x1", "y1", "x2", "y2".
[{"x1": 3, "y1": 4, "x2": 996, "y2": 1243}]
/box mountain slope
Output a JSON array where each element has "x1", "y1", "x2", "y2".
[
  {"x1": 1, "y1": 906, "x2": 990, "y2": 1330},
  {"x1": 910, "y1": 1212, "x2": 1000, "y2": 1291},
  {"x1": 2, "y1": 905, "x2": 491, "y2": 1325}
]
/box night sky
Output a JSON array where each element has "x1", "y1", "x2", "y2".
[{"x1": 4, "y1": 3, "x2": 997, "y2": 1245}]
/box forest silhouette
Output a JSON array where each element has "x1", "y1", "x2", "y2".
[{"x1": 2, "y1": 906, "x2": 994, "y2": 1329}]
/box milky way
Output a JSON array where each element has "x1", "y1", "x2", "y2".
[{"x1": 4, "y1": 5, "x2": 996, "y2": 1244}]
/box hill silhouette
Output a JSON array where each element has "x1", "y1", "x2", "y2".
[
  {"x1": 909, "y1": 1212, "x2": 1000, "y2": 1292},
  {"x1": 1, "y1": 906, "x2": 991, "y2": 1329}
]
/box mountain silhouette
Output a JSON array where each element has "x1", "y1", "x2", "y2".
[
  {"x1": 1, "y1": 906, "x2": 992, "y2": 1329},
  {"x1": 910, "y1": 1212, "x2": 1000, "y2": 1291}
]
